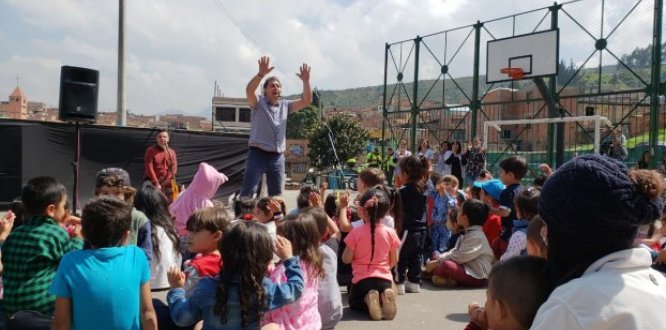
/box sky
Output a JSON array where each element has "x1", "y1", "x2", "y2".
[{"x1": 0, "y1": 0, "x2": 653, "y2": 117}]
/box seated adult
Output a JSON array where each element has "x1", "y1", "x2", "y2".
[{"x1": 532, "y1": 154, "x2": 666, "y2": 329}]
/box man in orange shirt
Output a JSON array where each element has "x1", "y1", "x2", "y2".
[{"x1": 144, "y1": 130, "x2": 177, "y2": 201}]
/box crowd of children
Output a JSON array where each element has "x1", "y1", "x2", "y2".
[{"x1": 2, "y1": 140, "x2": 666, "y2": 329}]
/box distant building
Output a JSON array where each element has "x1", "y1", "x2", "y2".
[
  {"x1": 0, "y1": 87, "x2": 29, "y2": 119},
  {"x1": 160, "y1": 114, "x2": 208, "y2": 131},
  {"x1": 285, "y1": 139, "x2": 311, "y2": 181},
  {"x1": 211, "y1": 95, "x2": 251, "y2": 133}
]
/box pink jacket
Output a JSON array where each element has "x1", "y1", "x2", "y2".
[{"x1": 169, "y1": 162, "x2": 228, "y2": 235}]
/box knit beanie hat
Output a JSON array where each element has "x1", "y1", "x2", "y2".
[{"x1": 538, "y1": 154, "x2": 663, "y2": 286}]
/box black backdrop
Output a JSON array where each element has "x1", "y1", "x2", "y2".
[{"x1": 0, "y1": 119, "x2": 248, "y2": 207}]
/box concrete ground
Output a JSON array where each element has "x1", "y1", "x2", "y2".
[
  {"x1": 155, "y1": 282, "x2": 485, "y2": 329},
  {"x1": 337, "y1": 285, "x2": 485, "y2": 329}
]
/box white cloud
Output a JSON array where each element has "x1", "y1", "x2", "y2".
[
  {"x1": 0, "y1": 0, "x2": 653, "y2": 116},
  {"x1": 0, "y1": 55, "x2": 64, "y2": 107}
]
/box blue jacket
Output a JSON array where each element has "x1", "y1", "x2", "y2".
[
  {"x1": 167, "y1": 256, "x2": 304, "y2": 330},
  {"x1": 513, "y1": 219, "x2": 530, "y2": 234}
]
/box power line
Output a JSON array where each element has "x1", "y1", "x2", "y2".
[
  {"x1": 207, "y1": 0, "x2": 299, "y2": 93},
  {"x1": 209, "y1": 0, "x2": 265, "y2": 55}
]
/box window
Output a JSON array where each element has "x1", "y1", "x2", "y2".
[
  {"x1": 215, "y1": 106, "x2": 236, "y2": 122},
  {"x1": 452, "y1": 129, "x2": 466, "y2": 141},
  {"x1": 585, "y1": 106, "x2": 595, "y2": 116},
  {"x1": 502, "y1": 129, "x2": 512, "y2": 139},
  {"x1": 239, "y1": 107, "x2": 251, "y2": 122},
  {"x1": 292, "y1": 162, "x2": 307, "y2": 173},
  {"x1": 289, "y1": 144, "x2": 304, "y2": 156}
]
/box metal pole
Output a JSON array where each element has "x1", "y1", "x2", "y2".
[
  {"x1": 211, "y1": 81, "x2": 216, "y2": 131},
  {"x1": 471, "y1": 21, "x2": 483, "y2": 140},
  {"x1": 650, "y1": 0, "x2": 663, "y2": 168},
  {"x1": 116, "y1": 0, "x2": 126, "y2": 127},
  {"x1": 382, "y1": 43, "x2": 389, "y2": 159},
  {"x1": 410, "y1": 37, "x2": 421, "y2": 152},
  {"x1": 594, "y1": 117, "x2": 601, "y2": 154},
  {"x1": 546, "y1": 4, "x2": 561, "y2": 167},
  {"x1": 72, "y1": 122, "x2": 81, "y2": 215}
]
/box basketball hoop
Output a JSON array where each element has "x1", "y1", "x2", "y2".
[{"x1": 500, "y1": 67, "x2": 525, "y2": 80}]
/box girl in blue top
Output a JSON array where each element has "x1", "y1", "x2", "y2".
[{"x1": 167, "y1": 221, "x2": 305, "y2": 330}]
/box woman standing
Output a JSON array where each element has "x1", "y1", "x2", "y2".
[
  {"x1": 393, "y1": 139, "x2": 412, "y2": 187},
  {"x1": 462, "y1": 137, "x2": 486, "y2": 188},
  {"x1": 417, "y1": 138, "x2": 434, "y2": 171},
  {"x1": 637, "y1": 150, "x2": 650, "y2": 169},
  {"x1": 445, "y1": 141, "x2": 465, "y2": 188},
  {"x1": 435, "y1": 141, "x2": 452, "y2": 176}
]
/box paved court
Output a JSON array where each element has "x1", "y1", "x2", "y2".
[
  {"x1": 336, "y1": 283, "x2": 484, "y2": 329},
  {"x1": 154, "y1": 281, "x2": 485, "y2": 329}
]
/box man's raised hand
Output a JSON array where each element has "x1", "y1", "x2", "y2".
[
  {"x1": 297, "y1": 63, "x2": 310, "y2": 81},
  {"x1": 258, "y1": 56, "x2": 274, "y2": 77}
]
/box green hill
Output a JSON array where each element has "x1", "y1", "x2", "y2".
[{"x1": 308, "y1": 64, "x2": 661, "y2": 111}]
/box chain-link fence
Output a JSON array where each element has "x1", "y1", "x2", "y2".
[{"x1": 382, "y1": 0, "x2": 665, "y2": 182}]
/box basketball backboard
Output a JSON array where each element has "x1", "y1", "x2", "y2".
[{"x1": 486, "y1": 29, "x2": 559, "y2": 83}]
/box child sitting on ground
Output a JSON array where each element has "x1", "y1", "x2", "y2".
[
  {"x1": 169, "y1": 162, "x2": 228, "y2": 238},
  {"x1": 357, "y1": 168, "x2": 385, "y2": 196},
  {"x1": 306, "y1": 207, "x2": 343, "y2": 330},
  {"x1": 95, "y1": 168, "x2": 153, "y2": 261},
  {"x1": 2, "y1": 177, "x2": 83, "y2": 318},
  {"x1": 526, "y1": 216, "x2": 548, "y2": 259},
  {"x1": 491, "y1": 156, "x2": 528, "y2": 257},
  {"x1": 646, "y1": 215, "x2": 666, "y2": 273},
  {"x1": 474, "y1": 179, "x2": 503, "y2": 256},
  {"x1": 338, "y1": 168, "x2": 387, "y2": 233},
  {"x1": 500, "y1": 187, "x2": 541, "y2": 261},
  {"x1": 167, "y1": 221, "x2": 305, "y2": 329},
  {"x1": 466, "y1": 256, "x2": 550, "y2": 330},
  {"x1": 172, "y1": 206, "x2": 230, "y2": 295},
  {"x1": 134, "y1": 182, "x2": 182, "y2": 291},
  {"x1": 426, "y1": 199, "x2": 495, "y2": 288},
  {"x1": 341, "y1": 185, "x2": 400, "y2": 232},
  {"x1": 263, "y1": 214, "x2": 324, "y2": 329},
  {"x1": 446, "y1": 208, "x2": 464, "y2": 251},
  {"x1": 254, "y1": 197, "x2": 287, "y2": 241},
  {"x1": 342, "y1": 188, "x2": 401, "y2": 321},
  {"x1": 286, "y1": 185, "x2": 318, "y2": 217},
  {"x1": 427, "y1": 172, "x2": 457, "y2": 260},
  {"x1": 233, "y1": 196, "x2": 257, "y2": 221},
  {"x1": 50, "y1": 197, "x2": 157, "y2": 330}
]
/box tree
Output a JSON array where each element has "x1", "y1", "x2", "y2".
[
  {"x1": 286, "y1": 105, "x2": 319, "y2": 139},
  {"x1": 557, "y1": 58, "x2": 580, "y2": 87},
  {"x1": 617, "y1": 43, "x2": 666, "y2": 69},
  {"x1": 307, "y1": 114, "x2": 369, "y2": 170}
]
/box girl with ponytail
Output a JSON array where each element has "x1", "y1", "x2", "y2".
[{"x1": 342, "y1": 188, "x2": 401, "y2": 321}]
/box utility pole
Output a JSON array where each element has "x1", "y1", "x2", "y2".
[{"x1": 116, "y1": 0, "x2": 126, "y2": 126}]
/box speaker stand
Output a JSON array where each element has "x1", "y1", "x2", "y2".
[{"x1": 71, "y1": 122, "x2": 82, "y2": 215}]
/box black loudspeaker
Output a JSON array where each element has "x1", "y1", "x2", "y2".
[{"x1": 59, "y1": 66, "x2": 99, "y2": 123}]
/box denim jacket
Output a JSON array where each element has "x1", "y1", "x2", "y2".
[{"x1": 168, "y1": 256, "x2": 304, "y2": 330}]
